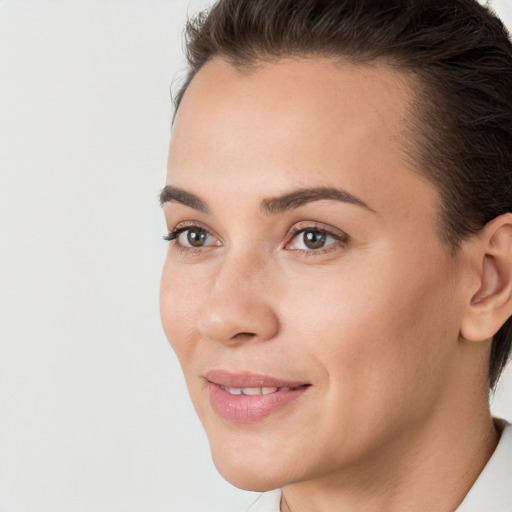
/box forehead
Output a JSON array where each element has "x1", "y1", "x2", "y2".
[
  {"x1": 168, "y1": 57, "x2": 437, "y2": 223},
  {"x1": 172, "y1": 57, "x2": 414, "y2": 152}
]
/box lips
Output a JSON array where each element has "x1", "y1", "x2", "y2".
[
  {"x1": 205, "y1": 369, "x2": 311, "y2": 423},
  {"x1": 220, "y1": 385, "x2": 292, "y2": 396}
]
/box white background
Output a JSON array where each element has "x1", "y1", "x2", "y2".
[{"x1": 1, "y1": 1, "x2": 511, "y2": 511}]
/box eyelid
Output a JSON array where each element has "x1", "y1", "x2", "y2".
[
  {"x1": 284, "y1": 221, "x2": 350, "y2": 252},
  {"x1": 164, "y1": 221, "x2": 221, "y2": 246},
  {"x1": 165, "y1": 220, "x2": 213, "y2": 236},
  {"x1": 287, "y1": 221, "x2": 349, "y2": 240}
]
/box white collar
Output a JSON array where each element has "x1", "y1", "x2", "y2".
[
  {"x1": 247, "y1": 488, "x2": 281, "y2": 512},
  {"x1": 247, "y1": 420, "x2": 512, "y2": 512},
  {"x1": 456, "y1": 419, "x2": 512, "y2": 512}
]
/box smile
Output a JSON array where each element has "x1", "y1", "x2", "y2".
[
  {"x1": 220, "y1": 385, "x2": 298, "y2": 395},
  {"x1": 205, "y1": 370, "x2": 311, "y2": 423}
]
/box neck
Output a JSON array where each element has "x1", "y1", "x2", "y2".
[{"x1": 280, "y1": 396, "x2": 499, "y2": 512}]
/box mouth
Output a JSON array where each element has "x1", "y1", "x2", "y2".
[
  {"x1": 219, "y1": 385, "x2": 300, "y2": 396},
  {"x1": 204, "y1": 370, "x2": 311, "y2": 423}
]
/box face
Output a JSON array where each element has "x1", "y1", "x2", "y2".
[{"x1": 160, "y1": 57, "x2": 469, "y2": 491}]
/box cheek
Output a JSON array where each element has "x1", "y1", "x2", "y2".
[
  {"x1": 271, "y1": 253, "x2": 461, "y2": 467},
  {"x1": 160, "y1": 261, "x2": 204, "y2": 364},
  {"x1": 281, "y1": 249, "x2": 460, "y2": 405}
]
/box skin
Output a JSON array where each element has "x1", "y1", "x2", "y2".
[{"x1": 160, "y1": 57, "x2": 500, "y2": 512}]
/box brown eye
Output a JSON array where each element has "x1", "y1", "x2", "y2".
[
  {"x1": 285, "y1": 225, "x2": 346, "y2": 253},
  {"x1": 303, "y1": 230, "x2": 327, "y2": 249},
  {"x1": 185, "y1": 228, "x2": 209, "y2": 247},
  {"x1": 165, "y1": 225, "x2": 220, "y2": 249}
]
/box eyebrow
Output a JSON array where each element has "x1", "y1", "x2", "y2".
[
  {"x1": 260, "y1": 187, "x2": 376, "y2": 214},
  {"x1": 159, "y1": 185, "x2": 210, "y2": 213},
  {"x1": 159, "y1": 185, "x2": 375, "y2": 214}
]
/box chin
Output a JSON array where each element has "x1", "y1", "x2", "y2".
[
  {"x1": 214, "y1": 461, "x2": 288, "y2": 492},
  {"x1": 209, "y1": 441, "x2": 294, "y2": 491}
]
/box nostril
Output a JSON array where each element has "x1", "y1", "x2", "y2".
[{"x1": 233, "y1": 332, "x2": 257, "y2": 340}]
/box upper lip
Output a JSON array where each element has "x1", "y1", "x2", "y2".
[{"x1": 205, "y1": 369, "x2": 309, "y2": 389}]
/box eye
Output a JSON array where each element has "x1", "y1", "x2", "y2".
[
  {"x1": 285, "y1": 225, "x2": 348, "y2": 253},
  {"x1": 288, "y1": 229, "x2": 336, "y2": 250},
  {"x1": 164, "y1": 225, "x2": 220, "y2": 249}
]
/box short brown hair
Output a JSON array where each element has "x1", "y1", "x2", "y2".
[{"x1": 172, "y1": 0, "x2": 512, "y2": 389}]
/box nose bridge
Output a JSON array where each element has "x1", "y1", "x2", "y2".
[{"x1": 198, "y1": 248, "x2": 279, "y2": 344}]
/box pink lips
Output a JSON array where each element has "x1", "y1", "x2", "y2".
[{"x1": 205, "y1": 370, "x2": 310, "y2": 423}]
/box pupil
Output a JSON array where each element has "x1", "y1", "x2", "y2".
[
  {"x1": 187, "y1": 229, "x2": 207, "y2": 247},
  {"x1": 304, "y1": 230, "x2": 326, "y2": 249}
]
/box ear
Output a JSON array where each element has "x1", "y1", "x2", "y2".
[{"x1": 460, "y1": 213, "x2": 512, "y2": 342}]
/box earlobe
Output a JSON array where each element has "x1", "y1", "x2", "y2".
[{"x1": 460, "y1": 213, "x2": 512, "y2": 342}]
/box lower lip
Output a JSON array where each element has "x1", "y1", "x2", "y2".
[{"x1": 207, "y1": 383, "x2": 309, "y2": 423}]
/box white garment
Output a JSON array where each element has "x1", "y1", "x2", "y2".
[{"x1": 247, "y1": 420, "x2": 512, "y2": 512}]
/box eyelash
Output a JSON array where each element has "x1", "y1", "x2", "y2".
[
  {"x1": 163, "y1": 226, "x2": 197, "y2": 242},
  {"x1": 163, "y1": 223, "x2": 215, "y2": 255},
  {"x1": 163, "y1": 222, "x2": 350, "y2": 256},
  {"x1": 287, "y1": 224, "x2": 350, "y2": 256}
]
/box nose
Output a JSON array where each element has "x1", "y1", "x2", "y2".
[{"x1": 197, "y1": 252, "x2": 280, "y2": 346}]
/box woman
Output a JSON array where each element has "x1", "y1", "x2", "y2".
[{"x1": 160, "y1": 1, "x2": 512, "y2": 510}]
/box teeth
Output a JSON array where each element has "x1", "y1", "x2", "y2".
[
  {"x1": 222, "y1": 386, "x2": 280, "y2": 396},
  {"x1": 226, "y1": 387, "x2": 242, "y2": 395},
  {"x1": 241, "y1": 387, "x2": 261, "y2": 396}
]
